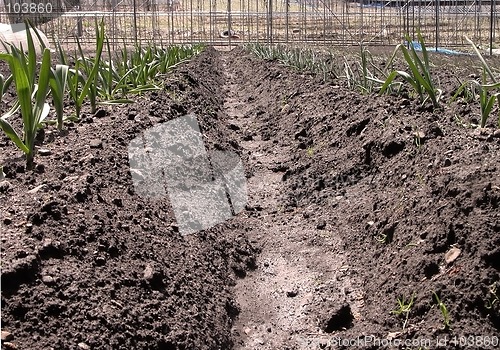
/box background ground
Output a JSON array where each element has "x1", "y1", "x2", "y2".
[{"x1": 1, "y1": 46, "x2": 500, "y2": 349}]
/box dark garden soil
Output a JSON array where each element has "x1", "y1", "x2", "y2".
[{"x1": 1, "y1": 46, "x2": 500, "y2": 349}]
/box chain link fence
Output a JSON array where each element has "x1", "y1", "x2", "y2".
[{"x1": 1, "y1": 0, "x2": 499, "y2": 49}]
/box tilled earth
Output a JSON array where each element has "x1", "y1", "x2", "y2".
[{"x1": 1, "y1": 47, "x2": 500, "y2": 350}]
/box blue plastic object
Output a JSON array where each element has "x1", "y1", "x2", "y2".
[{"x1": 408, "y1": 41, "x2": 468, "y2": 55}]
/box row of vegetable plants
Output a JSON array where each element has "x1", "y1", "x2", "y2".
[
  {"x1": 246, "y1": 33, "x2": 500, "y2": 129},
  {"x1": 0, "y1": 20, "x2": 204, "y2": 169}
]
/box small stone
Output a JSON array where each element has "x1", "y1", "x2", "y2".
[
  {"x1": 170, "y1": 224, "x2": 179, "y2": 233},
  {"x1": 255, "y1": 338, "x2": 264, "y2": 345},
  {"x1": 294, "y1": 129, "x2": 307, "y2": 139},
  {"x1": 387, "y1": 331, "x2": 402, "y2": 340},
  {"x1": 128, "y1": 110, "x2": 137, "y2": 120},
  {"x1": 400, "y1": 99, "x2": 410, "y2": 107},
  {"x1": 228, "y1": 123, "x2": 240, "y2": 131},
  {"x1": 267, "y1": 327, "x2": 272, "y2": 332},
  {"x1": 1, "y1": 331, "x2": 13, "y2": 342},
  {"x1": 78, "y1": 342, "x2": 91, "y2": 350},
  {"x1": 38, "y1": 148, "x2": 51, "y2": 156},
  {"x1": 443, "y1": 158, "x2": 452, "y2": 167},
  {"x1": 15, "y1": 250, "x2": 27, "y2": 259},
  {"x1": 4, "y1": 217, "x2": 12, "y2": 225},
  {"x1": 3, "y1": 342, "x2": 17, "y2": 349},
  {"x1": 244, "y1": 327, "x2": 251, "y2": 335},
  {"x1": 94, "y1": 109, "x2": 107, "y2": 118},
  {"x1": 287, "y1": 289, "x2": 298, "y2": 298},
  {"x1": 27, "y1": 184, "x2": 46, "y2": 194},
  {"x1": 143, "y1": 264, "x2": 163, "y2": 286},
  {"x1": 477, "y1": 128, "x2": 488, "y2": 136},
  {"x1": 112, "y1": 198, "x2": 123, "y2": 207},
  {"x1": 0, "y1": 181, "x2": 11, "y2": 193},
  {"x1": 243, "y1": 133, "x2": 253, "y2": 141},
  {"x1": 35, "y1": 164, "x2": 45, "y2": 173},
  {"x1": 316, "y1": 220, "x2": 326, "y2": 230},
  {"x1": 445, "y1": 247, "x2": 461, "y2": 264},
  {"x1": 42, "y1": 275, "x2": 55, "y2": 285},
  {"x1": 78, "y1": 154, "x2": 94, "y2": 165},
  {"x1": 95, "y1": 256, "x2": 106, "y2": 266},
  {"x1": 89, "y1": 139, "x2": 103, "y2": 149},
  {"x1": 143, "y1": 264, "x2": 154, "y2": 280},
  {"x1": 493, "y1": 130, "x2": 500, "y2": 138}
]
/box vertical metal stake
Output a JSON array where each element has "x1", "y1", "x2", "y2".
[
  {"x1": 490, "y1": 0, "x2": 494, "y2": 55},
  {"x1": 269, "y1": 0, "x2": 273, "y2": 44},
  {"x1": 133, "y1": 0, "x2": 138, "y2": 45},
  {"x1": 228, "y1": 0, "x2": 232, "y2": 48},
  {"x1": 286, "y1": 0, "x2": 289, "y2": 43},
  {"x1": 435, "y1": 0, "x2": 439, "y2": 49}
]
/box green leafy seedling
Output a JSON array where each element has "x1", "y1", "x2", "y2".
[
  {"x1": 391, "y1": 293, "x2": 415, "y2": 330},
  {"x1": 381, "y1": 31, "x2": 442, "y2": 108},
  {"x1": 0, "y1": 21, "x2": 52, "y2": 169},
  {"x1": 464, "y1": 36, "x2": 500, "y2": 128},
  {"x1": 49, "y1": 64, "x2": 69, "y2": 130},
  {"x1": 433, "y1": 292, "x2": 451, "y2": 330},
  {"x1": 67, "y1": 19, "x2": 105, "y2": 119}
]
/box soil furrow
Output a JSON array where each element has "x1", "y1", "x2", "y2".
[{"x1": 219, "y1": 50, "x2": 362, "y2": 350}]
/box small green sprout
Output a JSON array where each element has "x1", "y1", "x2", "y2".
[
  {"x1": 485, "y1": 283, "x2": 499, "y2": 309},
  {"x1": 433, "y1": 292, "x2": 451, "y2": 330},
  {"x1": 391, "y1": 293, "x2": 416, "y2": 330}
]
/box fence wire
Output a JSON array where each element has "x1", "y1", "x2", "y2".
[{"x1": 1, "y1": 0, "x2": 499, "y2": 49}]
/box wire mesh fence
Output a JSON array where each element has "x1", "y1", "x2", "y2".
[{"x1": 1, "y1": 0, "x2": 499, "y2": 49}]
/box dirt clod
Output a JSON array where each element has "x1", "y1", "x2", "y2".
[
  {"x1": 444, "y1": 247, "x2": 461, "y2": 264},
  {"x1": 38, "y1": 148, "x2": 52, "y2": 156},
  {"x1": 89, "y1": 139, "x2": 103, "y2": 149},
  {"x1": 1, "y1": 331, "x2": 13, "y2": 342}
]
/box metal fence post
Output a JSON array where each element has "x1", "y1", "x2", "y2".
[
  {"x1": 228, "y1": 0, "x2": 232, "y2": 47},
  {"x1": 490, "y1": 0, "x2": 495, "y2": 55},
  {"x1": 435, "y1": 0, "x2": 439, "y2": 49}
]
